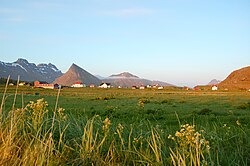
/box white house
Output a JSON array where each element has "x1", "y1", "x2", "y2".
[
  {"x1": 139, "y1": 85, "x2": 145, "y2": 89},
  {"x1": 99, "y1": 83, "x2": 111, "y2": 88},
  {"x1": 212, "y1": 85, "x2": 218, "y2": 91},
  {"x1": 158, "y1": 86, "x2": 164, "y2": 90},
  {"x1": 71, "y1": 82, "x2": 84, "y2": 88},
  {"x1": 147, "y1": 85, "x2": 152, "y2": 88},
  {"x1": 132, "y1": 86, "x2": 137, "y2": 89},
  {"x1": 19, "y1": 82, "x2": 26, "y2": 86}
]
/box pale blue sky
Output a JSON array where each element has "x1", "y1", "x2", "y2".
[{"x1": 0, "y1": 0, "x2": 249, "y2": 87}]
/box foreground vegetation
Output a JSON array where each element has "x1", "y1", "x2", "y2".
[{"x1": 0, "y1": 85, "x2": 250, "y2": 165}]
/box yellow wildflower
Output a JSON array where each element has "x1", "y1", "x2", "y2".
[{"x1": 102, "y1": 117, "x2": 111, "y2": 132}]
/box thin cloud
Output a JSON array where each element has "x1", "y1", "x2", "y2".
[{"x1": 100, "y1": 8, "x2": 155, "y2": 17}]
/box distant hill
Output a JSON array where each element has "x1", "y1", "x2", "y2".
[
  {"x1": 110, "y1": 72, "x2": 139, "y2": 78},
  {"x1": 208, "y1": 79, "x2": 221, "y2": 85},
  {"x1": 102, "y1": 72, "x2": 174, "y2": 87},
  {"x1": 219, "y1": 66, "x2": 250, "y2": 90},
  {"x1": 53, "y1": 63, "x2": 101, "y2": 86},
  {"x1": 0, "y1": 58, "x2": 62, "y2": 83}
]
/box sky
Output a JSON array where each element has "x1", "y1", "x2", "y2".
[{"x1": 0, "y1": 0, "x2": 249, "y2": 87}]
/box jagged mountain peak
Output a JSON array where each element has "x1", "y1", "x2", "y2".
[
  {"x1": 15, "y1": 58, "x2": 29, "y2": 65},
  {"x1": 70, "y1": 63, "x2": 80, "y2": 69},
  {"x1": 110, "y1": 72, "x2": 139, "y2": 78},
  {"x1": 53, "y1": 63, "x2": 101, "y2": 86},
  {"x1": 37, "y1": 63, "x2": 60, "y2": 72},
  {"x1": 48, "y1": 63, "x2": 57, "y2": 68},
  {"x1": 68, "y1": 63, "x2": 87, "y2": 73},
  {"x1": 0, "y1": 58, "x2": 62, "y2": 83}
]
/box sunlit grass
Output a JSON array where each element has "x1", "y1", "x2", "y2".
[{"x1": 0, "y1": 84, "x2": 249, "y2": 165}]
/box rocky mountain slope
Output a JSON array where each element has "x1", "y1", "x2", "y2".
[
  {"x1": 219, "y1": 66, "x2": 250, "y2": 90},
  {"x1": 102, "y1": 72, "x2": 173, "y2": 87},
  {"x1": 0, "y1": 58, "x2": 62, "y2": 83},
  {"x1": 53, "y1": 63, "x2": 101, "y2": 86}
]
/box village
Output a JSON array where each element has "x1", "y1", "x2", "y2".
[
  {"x1": 33, "y1": 80, "x2": 165, "y2": 90},
  {"x1": 7, "y1": 80, "x2": 224, "y2": 91}
]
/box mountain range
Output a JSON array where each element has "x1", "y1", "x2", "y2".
[
  {"x1": 0, "y1": 58, "x2": 249, "y2": 89},
  {"x1": 0, "y1": 59, "x2": 173, "y2": 87},
  {"x1": 0, "y1": 58, "x2": 62, "y2": 83},
  {"x1": 53, "y1": 65, "x2": 173, "y2": 87}
]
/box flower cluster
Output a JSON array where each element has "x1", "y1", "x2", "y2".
[
  {"x1": 137, "y1": 99, "x2": 145, "y2": 108},
  {"x1": 102, "y1": 117, "x2": 111, "y2": 132},
  {"x1": 117, "y1": 123, "x2": 124, "y2": 132},
  {"x1": 26, "y1": 98, "x2": 48, "y2": 114},
  {"x1": 138, "y1": 98, "x2": 150, "y2": 108},
  {"x1": 168, "y1": 124, "x2": 210, "y2": 151},
  {"x1": 26, "y1": 98, "x2": 49, "y2": 130},
  {"x1": 57, "y1": 107, "x2": 67, "y2": 120}
]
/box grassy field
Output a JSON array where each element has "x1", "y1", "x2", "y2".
[{"x1": 0, "y1": 85, "x2": 250, "y2": 165}]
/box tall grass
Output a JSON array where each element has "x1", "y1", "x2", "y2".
[
  {"x1": 0, "y1": 99, "x2": 211, "y2": 165},
  {"x1": 0, "y1": 83, "x2": 249, "y2": 165},
  {"x1": 0, "y1": 80, "x2": 68, "y2": 165}
]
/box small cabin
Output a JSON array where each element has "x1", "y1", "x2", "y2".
[
  {"x1": 212, "y1": 85, "x2": 218, "y2": 91},
  {"x1": 19, "y1": 82, "x2": 26, "y2": 86},
  {"x1": 99, "y1": 83, "x2": 111, "y2": 88},
  {"x1": 71, "y1": 82, "x2": 84, "y2": 88},
  {"x1": 132, "y1": 86, "x2": 137, "y2": 89},
  {"x1": 139, "y1": 85, "x2": 145, "y2": 90},
  {"x1": 158, "y1": 86, "x2": 164, "y2": 90},
  {"x1": 146, "y1": 85, "x2": 152, "y2": 88}
]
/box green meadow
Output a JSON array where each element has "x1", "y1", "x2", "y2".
[{"x1": 1, "y1": 85, "x2": 250, "y2": 165}]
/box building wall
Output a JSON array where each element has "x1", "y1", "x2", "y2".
[{"x1": 34, "y1": 81, "x2": 55, "y2": 89}]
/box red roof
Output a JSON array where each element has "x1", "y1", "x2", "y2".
[{"x1": 74, "y1": 81, "x2": 82, "y2": 84}]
